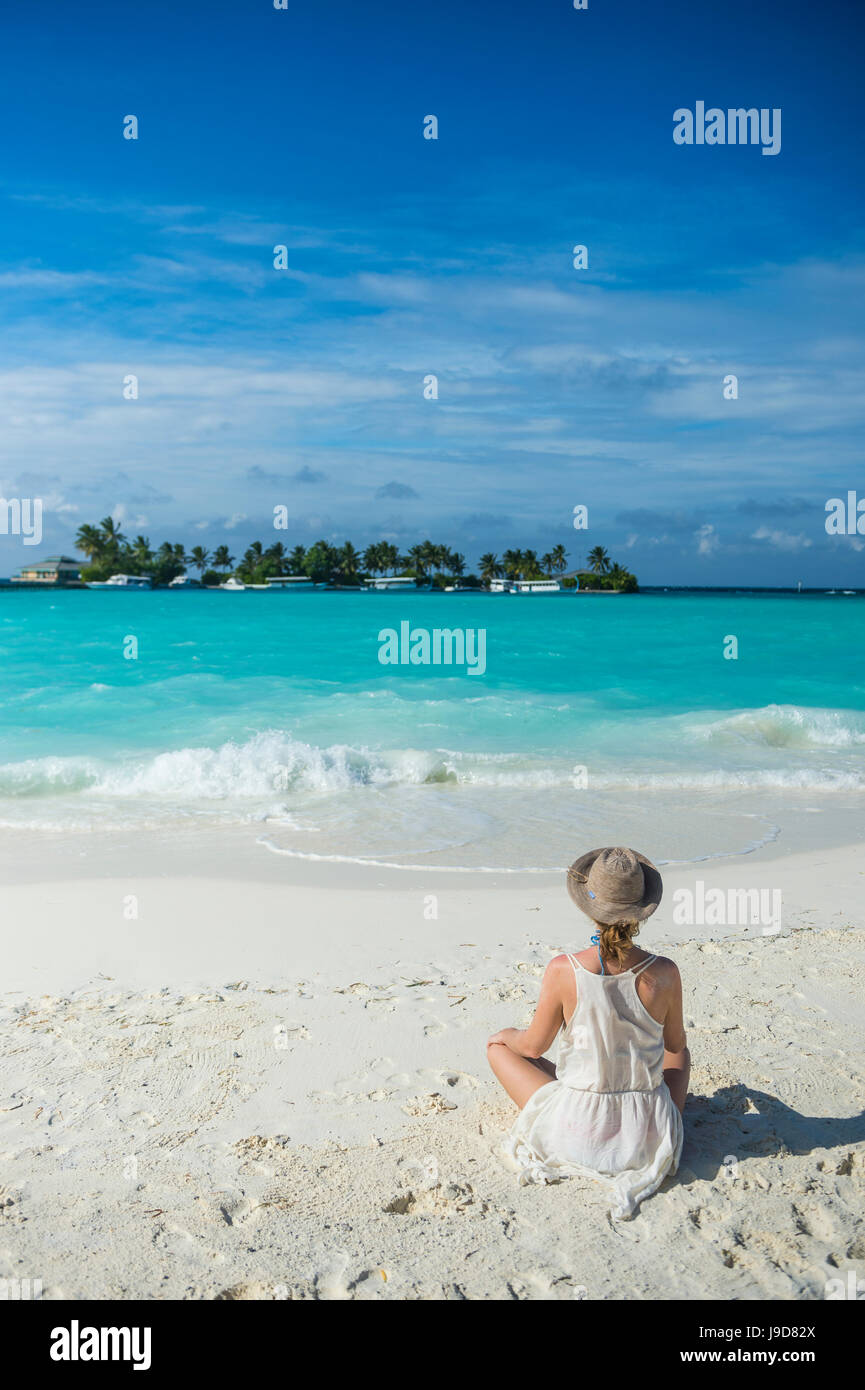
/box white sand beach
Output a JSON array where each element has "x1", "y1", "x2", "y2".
[{"x1": 1, "y1": 832, "x2": 863, "y2": 1301}]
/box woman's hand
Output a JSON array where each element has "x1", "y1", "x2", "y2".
[{"x1": 487, "y1": 1027, "x2": 520, "y2": 1049}]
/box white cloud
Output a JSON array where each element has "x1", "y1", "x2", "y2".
[
  {"x1": 751, "y1": 526, "x2": 813, "y2": 552},
  {"x1": 696, "y1": 523, "x2": 720, "y2": 556}
]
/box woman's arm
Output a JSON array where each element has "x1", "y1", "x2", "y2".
[
  {"x1": 487, "y1": 955, "x2": 568, "y2": 1059},
  {"x1": 661, "y1": 962, "x2": 690, "y2": 1114}
]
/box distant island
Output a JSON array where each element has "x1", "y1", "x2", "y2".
[{"x1": 12, "y1": 520, "x2": 639, "y2": 591}]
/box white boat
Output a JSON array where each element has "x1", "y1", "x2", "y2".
[
  {"x1": 86, "y1": 573, "x2": 152, "y2": 590},
  {"x1": 168, "y1": 573, "x2": 200, "y2": 589},
  {"x1": 511, "y1": 578, "x2": 561, "y2": 594},
  {"x1": 219, "y1": 577, "x2": 246, "y2": 591},
  {"x1": 488, "y1": 578, "x2": 512, "y2": 592}
]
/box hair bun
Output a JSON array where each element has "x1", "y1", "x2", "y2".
[{"x1": 598, "y1": 920, "x2": 640, "y2": 968}]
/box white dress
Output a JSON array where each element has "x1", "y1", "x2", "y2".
[{"x1": 501, "y1": 953, "x2": 683, "y2": 1220}]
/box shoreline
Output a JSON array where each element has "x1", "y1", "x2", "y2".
[
  {"x1": 2, "y1": 832, "x2": 862, "y2": 998},
  {"x1": 0, "y1": 798, "x2": 861, "y2": 887}
]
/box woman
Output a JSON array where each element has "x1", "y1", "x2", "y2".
[{"x1": 487, "y1": 845, "x2": 690, "y2": 1220}]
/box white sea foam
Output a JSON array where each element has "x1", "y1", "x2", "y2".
[
  {"x1": 689, "y1": 703, "x2": 865, "y2": 749},
  {"x1": 0, "y1": 710, "x2": 863, "y2": 809}
]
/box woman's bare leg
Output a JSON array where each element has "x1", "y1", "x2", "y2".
[{"x1": 487, "y1": 1043, "x2": 556, "y2": 1109}]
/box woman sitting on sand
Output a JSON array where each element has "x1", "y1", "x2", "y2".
[{"x1": 487, "y1": 846, "x2": 690, "y2": 1220}]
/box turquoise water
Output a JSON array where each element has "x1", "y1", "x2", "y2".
[{"x1": 1, "y1": 589, "x2": 863, "y2": 868}]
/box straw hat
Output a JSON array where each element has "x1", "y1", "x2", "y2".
[{"x1": 566, "y1": 846, "x2": 662, "y2": 924}]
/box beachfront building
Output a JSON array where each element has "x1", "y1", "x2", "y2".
[
  {"x1": 488, "y1": 577, "x2": 562, "y2": 593},
  {"x1": 363, "y1": 575, "x2": 416, "y2": 591},
  {"x1": 510, "y1": 578, "x2": 562, "y2": 593},
  {"x1": 10, "y1": 555, "x2": 82, "y2": 587}
]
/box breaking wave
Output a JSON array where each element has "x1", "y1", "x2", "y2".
[{"x1": 0, "y1": 705, "x2": 863, "y2": 817}]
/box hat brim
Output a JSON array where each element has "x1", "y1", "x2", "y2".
[{"x1": 566, "y1": 846, "x2": 663, "y2": 925}]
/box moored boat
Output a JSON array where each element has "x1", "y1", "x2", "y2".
[{"x1": 86, "y1": 573, "x2": 152, "y2": 590}]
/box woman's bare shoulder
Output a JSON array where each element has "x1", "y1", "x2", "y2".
[
  {"x1": 644, "y1": 954, "x2": 682, "y2": 987},
  {"x1": 545, "y1": 952, "x2": 576, "y2": 974}
]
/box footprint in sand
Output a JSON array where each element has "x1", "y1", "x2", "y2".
[
  {"x1": 365, "y1": 997, "x2": 397, "y2": 1014},
  {"x1": 233, "y1": 1135, "x2": 290, "y2": 1157},
  {"x1": 436, "y1": 1070, "x2": 478, "y2": 1092},
  {"x1": 275, "y1": 1025, "x2": 310, "y2": 1043},
  {"x1": 213, "y1": 1192, "x2": 259, "y2": 1227},
  {"x1": 396, "y1": 1153, "x2": 440, "y2": 1190},
  {"x1": 385, "y1": 1071, "x2": 411, "y2": 1087},
  {"x1": 214, "y1": 1280, "x2": 284, "y2": 1300},
  {"x1": 313, "y1": 1249, "x2": 352, "y2": 1301},
  {"x1": 126, "y1": 1110, "x2": 160, "y2": 1128},
  {"x1": 401, "y1": 1092, "x2": 457, "y2": 1117},
  {"x1": 792, "y1": 1203, "x2": 836, "y2": 1241},
  {"x1": 363, "y1": 1059, "x2": 410, "y2": 1087},
  {"x1": 383, "y1": 1180, "x2": 482, "y2": 1216},
  {"x1": 155, "y1": 1223, "x2": 199, "y2": 1257}
]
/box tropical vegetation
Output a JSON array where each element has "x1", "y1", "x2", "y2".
[{"x1": 74, "y1": 519, "x2": 638, "y2": 591}]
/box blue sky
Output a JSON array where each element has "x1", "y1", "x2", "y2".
[{"x1": 1, "y1": 0, "x2": 864, "y2": 583}]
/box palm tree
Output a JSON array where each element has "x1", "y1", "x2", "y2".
[
  {"x1": 434, "y1": 544, "x2": 451, "y2": 574},
  {"x1": 420, "y1": 540, "x2": 438, "y2": 578},
  {"x1": 287, "y1": 544, "x2": 306, "y2": 575},
  {"x1": 362, "y1": 543, "x2": 383, "y2": 576},
  {"x1": 521, "y1": 549, "x2": 541, "y2": 579},
  {"x1": 131, "y1": 535, "x2": 153, "y2": 568},
  {"x1": 550, "y1": 543, "x2": 568, "y2": 574},
  {"x1": 303, "y1": 539, "x2": 337, "y2": 583},
  {"x1": 478, "y1": 552, "x2": 502, "y2": 584},
  {"x1": 189, "y1": 545, "x2": 210, "y2": 574},
  {"x1": 587, "y1": 546, "x2": 611, "y2": 575},
  {"x1": 75, "y1": 523, "x2": 105, "y2": 562},
  {"x1": 99, "y1": 516, "x2": 126, "y2": 555},
  {"x1": 502, "y1": 549, "x2": 523, "y2": 579},
  {"x1": 335, "y1": 541, "x2": 361, "y2": 582},
  {"x1": 380, "y1": 542, "x2": 400, "y2": 575},
  {"x1": 212, "y1": 545, "x2": 233, "y2": 571},
  {"x1": 541, "y1": 552, "x2": 554, "y2": 576},
  {"x1": 449, "y1": 551, "x2": 465, "y2": 578},
  {"x1": 149, "y1": 540, "x2": 185, "y2": 586},
  {"x1": 607, "y1": 562, "x2": 637, "y2": 591},
  {"x1": 406, "y1": 543, "x2": 428, "y2": 578}
]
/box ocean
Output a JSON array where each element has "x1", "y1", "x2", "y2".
[{"x1": 1, "y1": 588, "x2": 864, "y2": 870}]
